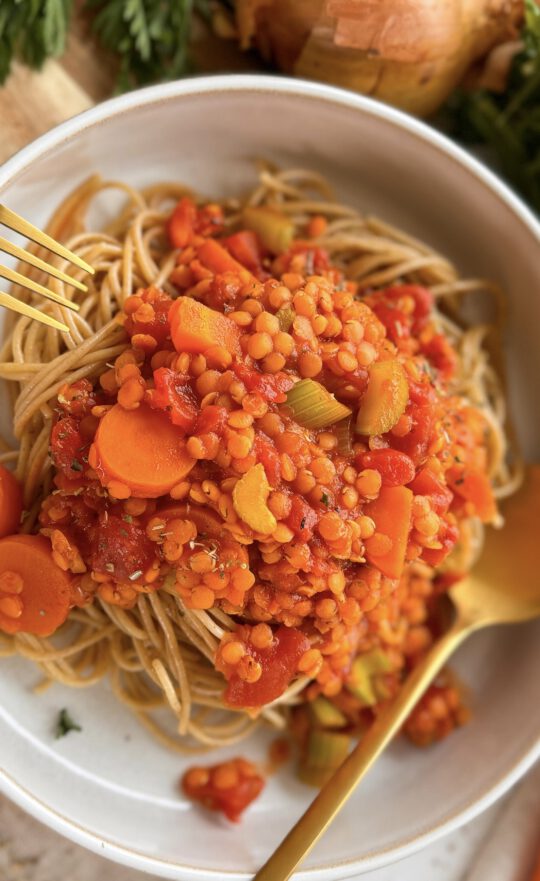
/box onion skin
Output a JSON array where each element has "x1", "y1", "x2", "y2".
[{"x1": 235, "y1": 0, "x2": 523, "y2": 117}]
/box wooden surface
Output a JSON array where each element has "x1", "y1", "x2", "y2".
[{"x1": 0, "y1": 9, "x2": 259, "y2": 166}]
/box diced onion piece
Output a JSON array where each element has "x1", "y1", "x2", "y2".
[
  {"x1": 355, "y1": 360, "x2": 408, "y2": 436},
  {"x1": 284, "y1": 379, "x2": 352, "y2": 430}
]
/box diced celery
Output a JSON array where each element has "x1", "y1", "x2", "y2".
[{"x1": 283, "y1": 379, "x2": 352, "y2": 430}]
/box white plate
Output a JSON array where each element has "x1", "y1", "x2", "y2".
[{"x1": 0, "y1": 76, "x2": 539, "y2": 881}]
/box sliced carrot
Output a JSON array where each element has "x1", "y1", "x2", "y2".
[
  {"x1": 196, "y1": 238, "x2": 255, "y2": 283},
  {"x1": 448, "y1": 468, "x2": 497, "y2": 523},
  {"x1": 224, "y1": 231, "x2": 264, "y2": 274},
  {"x1": 364, "y1": 485, "x2": 413, "y2": 580},
  {"x1": 0, "y1": 534, "x2": 73, "y2": 636},
  {"x1": 169, "y1": 296, "x2": 241, "y2": 356},
  {"x1": 0, "y1": 465, "x2": 23, "y2": 538},
  {"x1": 90, "y1": 403, "x2": 196, "y2": 499}
]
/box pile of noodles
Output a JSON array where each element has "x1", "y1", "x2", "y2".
[{"x1": 0, "y1": 167, "x2": 522, "y2": 752}]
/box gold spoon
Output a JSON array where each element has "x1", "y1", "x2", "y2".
[{"x1": 255, "y1": 465, "x2": 540, "y2": 881}]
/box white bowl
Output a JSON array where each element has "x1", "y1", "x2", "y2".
[{"x1": 0, "y1": 75, "x2": 539, "y2": 881}]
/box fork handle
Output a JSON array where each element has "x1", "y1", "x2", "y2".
[{"x1": 254, "y1": 617, "x2": 474, "y2": 881}]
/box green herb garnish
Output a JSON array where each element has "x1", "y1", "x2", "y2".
[
  {"x1": 446, "y1": 0, "x2": 540, "y2": 211},
  {"x1": 321, "y1": 492, "x2": 330, "y2": 507},
  {"x1": 55, "y1": 708, "x2": 82, "y2": 739}
]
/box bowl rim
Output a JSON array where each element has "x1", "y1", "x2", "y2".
[{"x1": 0, "y1": 73, "x2": 539, "y2": 880}]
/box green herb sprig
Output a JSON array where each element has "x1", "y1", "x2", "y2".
[
  {"x1": 447, "y1": 0, "x2": 540, "y2": 211},
  {"x1": 0, "y1": 0, "x2": 73, "y2": 84},
  {"x1": 0, "y1": 0, "x2": 196, "y2": 89},
  {"x1": 55, "y1": 707, "x2": 82, "y2": 738},
  {"x1": 86, "y1": 0, "x2": 194, "y2": 91}
]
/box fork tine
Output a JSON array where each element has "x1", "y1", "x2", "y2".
[
  {"x1": 0, "y1": 235, "x2": 88, "y2": 292},
  {"x1": 0, "y1": 204, "x2": 95, "y2": 276},
  {"x1": 0, "y1": 265, "x2": 80, "y2": 312},
  {"x1": 0, "y1": 290, "x2": 69, "y2": 333}
]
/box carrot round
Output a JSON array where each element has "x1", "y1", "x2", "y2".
[
  {"x1": 364, "y1": 485, "x2": 413, "y2": 580},
  {"x1": 0, "y1": 534, "x2": 73, "y2": 636},
  {"x1": 0, "y1": 465, "x2": 23, "y2": 538},
  {"x1": 196, "y1": 238, "x2": 255, "y2": 283},
  {"x1": 90, "y1": 403, "x2": 196, "y2": 499},
  {"x1": 169, "y1": 296, "x2": 241, "y2": 356}
]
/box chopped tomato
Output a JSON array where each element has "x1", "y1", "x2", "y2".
[
  {"x1": 368, "y1": 284, "x2": 433, "y2": 342},
  {"x1": 447, "y1": 468, "x2": 497, "y2": 523},
  {"x1": 50, "y1": 418, "x2": 88, "y2": 479},
  {"x1": 182, "y1": 757, "x2": 265, "y2": 822},
  {"x1": 357, "y1": 449, "x2": 415, "y2": 486},
  {"x1": 147, "y1": 368, "x2": 198, "y2": 432},
  {"x1": 57, "y1": 379, "x2": 96, "y2": 417},
  {"x1": 232, "y1": 360, "x2": 294, "y2": 403},
  {"x1": 193, "y1": 405, "x2": 229, "y2": 437},
  {"x1": 168, "y1": 198, "x2": 224, "y2": 250},
  {"x1": 422, "y1": 333, "x2": 458, "y2": 380},
  {"x1": 286, "y1": 495, "x2": 318, "y2": 541},
  {"x1": 224, "y1": 626, "x2": 310, "y2": 708},
  {"x1": 254, "y1": 433, "x2": 281, "y2": 486},
  {"x1": 384, "y1": 284, "x2": 433, "y2": 334},
  {"x1": 125, "y1": 287, "x2": 172, "y2": 345},
  {"x1": 421, "y1": 517, "x2": 460, "y2": 567},
  {"x1": 90, "y1": 514, "x2": 155, "y2": 582},
  {"x1": 205, "y1": 272, "x2": 245, "y2": 311},
  {"x1": 168, "y1": 197, "x2": 198, "y2": 249},
  {"x1": 224, "y1": 230, "x2": 265, "y2": 277},
  {"x1": 391, "y1": 404, "x2": 435, "y2": 465},
  {"x1": 370, "y1": 301, "x2": 409, "y2": 346},
  {"x1": 408, "y1": 467, "x2": 452, "y2": 514},
  {"x1": 407, "y1": 378, "x2": 437, "y2": 406}
]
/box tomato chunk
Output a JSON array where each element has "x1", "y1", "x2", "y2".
[
  {"x1": 447, "y1": 468, "x2": 497, "y2": 523},
  {"x1": 286, "y1": 495, "x2": 318, "y2": 541},
  {"x1": 254, "y1": 433, "x2": 281, "y2": 487},
  {"x1": 125, "y1": 287, "x2": 172, "y2": 345},
  {"x1": 90, "y1": 515, "x2": 155, "y2": 582},
  {"x1": 224, "y1": 626, "x2": 310, "y2": 708},
  {"x1": 391, "y1": 404, "x2": 436, "y2": 466},
  {"x1": 358, "y1": 449, "x2": 415, "y2": 487},
  {"x1": 224, "y1": 230, "x2": 265, "y2": 276},
  {"x1": 408, "y1": 467, "x2": 452, "y2": 515},
  {"x1": 193, "y1": 404, "x2": 228, "y2": 437},
  {"x1": 182, "y1": 757, "x2": 265, "y2": 822},
  {"x1": 421, "y1": 517, "x2": 459, "y2": 567},
  {"x1": 232, "y1": 360, "x2": 293, "y2": 403},
  {"x1": 147, "y1": 368, "x2": 198, "y2": 432},
  {"x1": 51, "y1": 417, "x2": 88, "y2": 479}
]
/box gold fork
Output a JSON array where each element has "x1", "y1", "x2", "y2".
[{"x1": 0, "y1": 203, "x2": 94, "y2": 333}]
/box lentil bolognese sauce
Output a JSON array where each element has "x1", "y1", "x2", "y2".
[{"x1": 0, "y1": 167, "x2": 521, "y2": 819}]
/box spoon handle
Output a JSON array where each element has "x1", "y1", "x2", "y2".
[{"x1": 255, "y1": 618, "x2": 473, "y2": 881}]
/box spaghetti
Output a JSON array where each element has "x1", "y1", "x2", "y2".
[{"x1": 0, "y1": 167, "x2": 521, "y2": 753}]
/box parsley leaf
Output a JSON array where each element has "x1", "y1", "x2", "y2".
[
  {"x1": 86, "y1": 0, "x2": 194, "y2": 91},
  {"x1": 321, "y1": 492, "x2": 330, "y2": 507},
  {"x1": 446, "y1": 0, "x2": 540, "y2": 211},
  {"x1": 0, "y1": 0, "x2": 73, "y2": 84},
  {"x1": 55, "y1": 708, "x2": 82, "y2": 738}
]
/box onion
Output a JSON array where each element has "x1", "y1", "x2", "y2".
[{"x1": 234, "y1": 0, "x2": 523, "y2": 116}]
